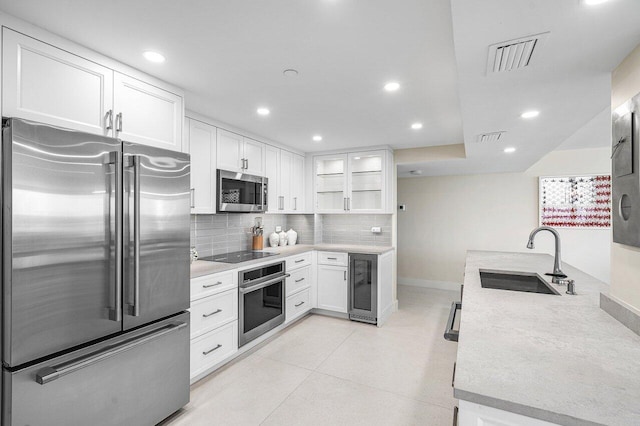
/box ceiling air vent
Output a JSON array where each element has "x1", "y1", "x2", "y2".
[
  {"x1": 477, "y1": 131, "x2": 506, "y2": 143},
  {"x1": 487, "y1": 32, "x2": 549, "y2": 74}
]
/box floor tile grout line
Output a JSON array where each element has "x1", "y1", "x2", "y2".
[
  {"x1": 312, "y1": 328, "x2": 358, "y2": 372},
  {"x1": 258, "y1": 370, "x2": 315, "y2": 426}
]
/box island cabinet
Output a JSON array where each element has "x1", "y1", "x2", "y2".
[
  {"x1": 314, "y1": 149, "x2": 393, "y2": 214},
  {"x1": 457, "y1": 401, "x2": 560, "y2": 426},
  {"x1": 2, "y1": 28, "x2": 184, "y2": 152},
  {"x1": 185, "y1": 118, "x2": 217, "y2": 214},
  {"x1": 316, "y1": 252, "x2": 349, "y2": 313},
  {"x1": 216, "y1": 128, "x2": 264, "y2": 176},
  {"x1": 189, "y1": 270, "x2": 239, "y2": 382}
]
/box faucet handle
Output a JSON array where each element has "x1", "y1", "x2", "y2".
[{"x1": 565, "y1": 280, "x2": 576, "y2": 295}]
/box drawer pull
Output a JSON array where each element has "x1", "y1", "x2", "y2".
[
  {"x1": 295, "y1": 259, "x2": 305, "y2": 263},
  {"x1": 203, "y1": 281, "x2": 223, "y2": 288},
  {"x1": 202, "y1": 344, "x2": 222, "y2": 355},
  {"x1": 202, "y1": 309, "x2": 222, "y2": 318},
  {"x1": 295, "y1": 278, "x2": 305, "y2": 283},
  {"x1": 295, "y1": 301, "x2": 305, "y2": 307},
  {"x1": 327, "y1": 257, "x2": 338, "y2": 260}
]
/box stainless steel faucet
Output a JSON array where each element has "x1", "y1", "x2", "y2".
[{"x1": 526, "y1": 226, "x2": 567, "y2": 284}]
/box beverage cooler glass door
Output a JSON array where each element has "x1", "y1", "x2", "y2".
[
  {"x1": 349, "y1": 253, "x2": 378, "y2": 322},
  {"x1": 2, "y1": 118, "x2": 123, "y2": 367},
  {"x1": 122, "y1": 142, "x2": 190, "y2": 330}
]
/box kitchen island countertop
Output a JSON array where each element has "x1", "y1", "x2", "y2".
[{"x1": 456, "y1": 251, "x2": 640, "y2": 425}]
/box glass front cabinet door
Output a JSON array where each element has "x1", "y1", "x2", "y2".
[{"x1": 314, "y1": 150, "x2": 389, "y2": 213}]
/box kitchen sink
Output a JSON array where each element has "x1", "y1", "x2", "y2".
[{"x1": 479, "y1": 269, "x2": 560, "y2": 295}]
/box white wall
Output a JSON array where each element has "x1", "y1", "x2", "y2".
[{"x1": 397, "y1": 147, "x2": 611, "y2": 288}]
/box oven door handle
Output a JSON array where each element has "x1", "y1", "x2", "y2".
[{"x1": 239, "y1": 274, "x2": 290, "y2": 294}]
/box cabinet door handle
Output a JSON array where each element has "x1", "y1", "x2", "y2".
[
  {"x1": 245, "y1": 158, "x2": 249, "y2": 170},
  {"x1": 327, "y1": 257, "x2": 338, "y2": 260},
  {"x1": 344, "y1": 270, "x2": 347, "y2": 280},
  {"x1": 295, "y1": 301, "x2": 305, "y2": 307},
  {"x1": 105, "y1": 109, "x2": 113, "y2": 131},
  {"x1": 452, "y1": 362, "x2": 456, "y2": 388},
  {"x1": 203, "y1": 281, "x2": 223, "y2": 288},
  {"x1": 293, "y1": 197, "x2": 297, "y2": 211},
  {"x1": 190, "y1": 188, "x2": 195, "y2": 208},
  {"x1": 202, "y1": 344, "x2": 222, "y2": 355},
  {"x1": 452, "y1": 406, "x2": 459, "y2": 426},
  {"x1": 115, "y1": 112, "x2": 123, "y2": 132},
  {"x1": 344, "y1": 197, "x2": 348, "y2": 211},
  {"x1": 279, "y1": 196, "x2": 284, "y2": 210},
  {"x1": 295, "y1": 278, "x2": 305, "y2": 283},
  {"x1": 202, "y1": 309, "x2": 222, "y2": 318},
  {"x1": 295, "y1": 259, "x2": 305, "y2": 263},
  {"x1": 347, "y1": 197, "x2": 351, "y2": 211}
]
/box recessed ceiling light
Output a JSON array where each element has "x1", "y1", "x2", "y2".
[
  {"x1": 312, "y1": 135, "x2": 323, "y2": 142},
  {"x1": 384, "y1": 81, "x2": 400, "y2": 92},
  {"x1": 257, "y1": 107, "x2": 270, "y2": 116},
  {"x1": 504, "y1": 147, "x2": 516, "y2": 153},
  {"x1": 143, "y1": 51, "x2": 165, "y2": 63},
  {"x1": 521, "y1": 110, "x2": 540, "y2": 119},
  {"x1": 411, "y1": 123, "x2": 423, "y2": 130},
  {"x1": 584, "y1": 0, "x2": 611, "y2": 5},
  {"x1": 353, "y1": 156, "x2": 361, "y2": 160}
]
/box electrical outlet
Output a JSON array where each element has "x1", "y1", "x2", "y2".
[
  {"x1": 399, "y1": 204, "x2": 406, "y2": 211},
  {"x1": 371, "y1": 227, "x2": 382, "y2": 234},
  {"x1": 275, "y1": 226, "x2": 282, "y2": 232}
]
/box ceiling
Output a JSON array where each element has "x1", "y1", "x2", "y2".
[
  {"x1": 0, "y1": 1, "x2": 638, "y2": 175},
  {"x1": 399, "y1": 0, "x2": 640, "y2": 177},
  {"x1": 0, "y1": 0, "x2": 463, "y2": 153}
]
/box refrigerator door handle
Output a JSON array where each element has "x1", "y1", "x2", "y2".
[
  {"x1": 128, "y1": 155, "x2": 141, "y2": 317},
  {"x1": 109, "y1": 151, "x2": 123, "y2": 322},
  {"x1": 35, "y1": 321, "x2": 187, "y2": 385}
]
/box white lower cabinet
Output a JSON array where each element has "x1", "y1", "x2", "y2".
[
  {"x1": 317, "y1": 251, "x2": 348, "y2": 313},
  {"x1": 458, "y1": 401, "x2": 561, "y2": 426},
  {"x1": 190, "y1": 321, "x2": 238, "y2": 380},
  {"x1": 285, "y1": 287, "x2": 311, "y2": 324},
  {"x1": 189, "y1": 269, "x2": 239, "y2": 381}
]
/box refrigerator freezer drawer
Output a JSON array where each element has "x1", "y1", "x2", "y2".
[{"x1": 2, "y1": 312, "x2": 190, "y2": 426}]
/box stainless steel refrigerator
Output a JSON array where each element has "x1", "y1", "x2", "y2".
[{"x1": 1, "y1": 118, "x2": 191, "y2": 425}]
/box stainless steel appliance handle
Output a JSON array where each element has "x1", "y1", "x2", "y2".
[
  {"x1": 110, "y1": 151, "x2": 122, "y2": 322},
  {"x1": 116, "y1": 112, "x2": 123, "y2": 132},
  {"x1": 295, "y1": 301, "x2": 305, "y2": 307},
  {"x1": 239, "y1": 274, "x2": 290, "y2": 294},
  {"x1": 105, "y1": 109, "x2": 113, "y2": 131},
  {"x1": 130, "y1": 155, "x2": 141, "y2": 317},
  {"x1": 203, "y1": 281, "x2": 223, "y2": 288},
  {"x1": 444, "y1": 301, "x2": 462, "y2": 342},
  {"x1": 202, "y1": 309, "x2": 222, "y2": 318},
  {"x1": 190, "y1": 188, "x2": 195, "y2": 208},
  {"x1": 203, "y1": 344, "x2": 222, "y2": 355},
  {"x1": 35, "y1": 321, "x2": 187, "y2": 385}
]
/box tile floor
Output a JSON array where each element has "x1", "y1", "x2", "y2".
[{"x1": 161, "y1": 286, "x2": 459, "y2": 426}]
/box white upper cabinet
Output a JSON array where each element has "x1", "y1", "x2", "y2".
[
  {"x1": 2, "y1": 28, "x2": 113, "y2": 136},
  {"x1": 266, "y1": 147, "x2": 305, "y2": 213},
  {"x1": 113, "y1": 73, "x2": 183, "y2": 151},
  {"x1": 2, "y1": 27, "x2": 185, "y2": 152},
  {"x1": 264, "y1": 145, "x2": 280, "y2": 212},
  {"x1": 314, "y1": 150, "x2": 391, "y2": 213},
  {"x1": 216, "y1": 129, "x2": 265, "y2": 175},
  {"x1": 186, "y1": 118, "x2": 217, "y2": 214}
]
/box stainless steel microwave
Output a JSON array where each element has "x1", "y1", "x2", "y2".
[{"x1": 217, "y1": 169, "x2": 268, "y2": 212}]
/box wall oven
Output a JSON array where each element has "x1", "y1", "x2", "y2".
[
  {"x1": 217, "y1": 169, "x2": 267, "y2": 212},
  {"x1": 238, "y1": 261, "x2": 289, "y2": 346}
]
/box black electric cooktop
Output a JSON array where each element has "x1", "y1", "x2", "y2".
[{"x1": 199, "y1": 250, "x2": 279, "y2": 264}]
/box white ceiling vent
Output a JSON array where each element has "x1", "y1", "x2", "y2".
[
  {"x1": 477, "y1": 131, "x2": 506, "y2": 143},
  {"x1": 487, "y1": 32, "x2": 549, "y2": 74}
]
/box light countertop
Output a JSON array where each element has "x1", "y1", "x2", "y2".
[
  {"x1": 456, "y1": 251, "x2": 640, "y2": 425},
  {"x1": 191, "y1": 244, "x2": 394, "y2": 279}
]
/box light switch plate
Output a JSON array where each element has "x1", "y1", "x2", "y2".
[
  {"x1": 371, "y1": 226, "x2": 382, "y2": 234},
  {"x1": 275, "y1": 226, "x2": 282, "y2": 232}
]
